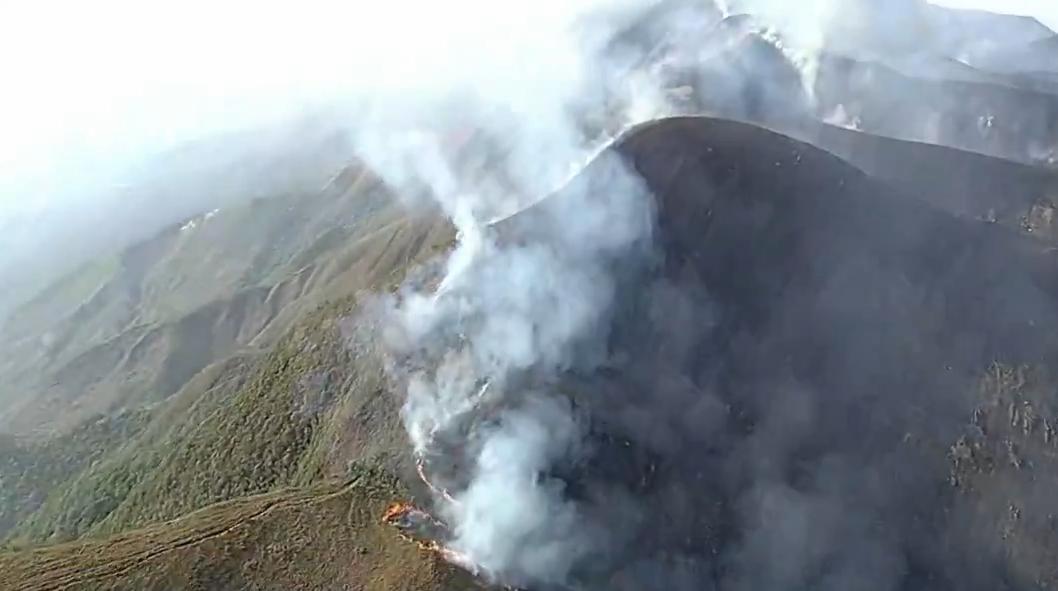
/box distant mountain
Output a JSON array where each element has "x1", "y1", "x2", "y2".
[
  {"x1": 608, "y1": 0, "x2": 1058, "y2": 166},
  {"x1": 0, "y1": 153, "x2": 442, "y2": 435},
  {"x1": 0, "y1": 113, "x2": 358, "y2": 329}
]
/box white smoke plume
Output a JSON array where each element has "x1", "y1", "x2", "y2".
[
  {"x1": 2, "y1": 0, "x2": 1058, "y2": 585},
  {"x1": 349, "y1": 3, "x2": 670, "y2": 585},
  {"x1": 371, "y1": 107, "x2": 656, "y2": 586},
  {"x1": 352, "y1": 0, "x2": 1058, "y2": 586}
]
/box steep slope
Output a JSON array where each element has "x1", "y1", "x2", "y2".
[
  {"x1": 811, "y1": 53, "x2": 1058, "y2": 166},
  {"x1": 477, "y1": 116, "x2": 1058, "y2": 589},
  {"x1": 0, "y1": 113, "x2": 358, "y2": 328},
  {"x1": 3, "y1": 212, "x2": 453, "y2": 546},
  {"x1": 0, "y1": 410, "x2": 150, "y2": 541},
  {"x1": 795, "y1": 120, "x2": 1058, "y2": 238},
  {"x1": 608, "y1": 1, "x2": 1058, "y2": 167},
  {"x1": 7, "y1": 114, "x2": 1058, "y2": 590},
  {"x1": 0, "y1": 161, "x2": 429, "y2": 435}
]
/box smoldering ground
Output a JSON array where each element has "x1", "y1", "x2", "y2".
[
  {"x1": 382, "y1": 115, "x2": 1058, "y2": 590},
  {"x1": 357, "y1": 1, "x2": 1058, "y2": 590}
]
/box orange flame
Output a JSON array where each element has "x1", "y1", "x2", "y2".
[
  {"x1": 379, "y1": 454, "x2": 480, "y2": 573},
  {"x1": 380, "y1": 500, "x2": 478, "y2": 574},
  {"x1": 383, "y1": 502, "x2": 413, "y2": 524}
]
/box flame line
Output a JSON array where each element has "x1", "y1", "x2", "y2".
[
  {"x1": 381, "y1": 502, "x2": 479, "y2": 574},
  {"x1": 416, "y1": 456, "x2": 461, "y2": 507}
]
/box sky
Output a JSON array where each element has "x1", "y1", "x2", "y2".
[
  {"x1": 0, "y1": 0, "x2": 611, "y2": 215},
  {"x1": 0, "y1": 0, "x2": 1056, "y2": 217},
  {"x1": 0, "y1": 1, "x2": 376, "y2": 211}
]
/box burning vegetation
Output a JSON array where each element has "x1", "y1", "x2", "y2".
[
  {"x1": 380, "y1": 500, "x2": 477, "y2": 574},
  {"x1": 381, "y1": 458, "x2": 480, "y2": 576}
]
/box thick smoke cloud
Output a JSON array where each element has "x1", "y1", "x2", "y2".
[
  {"x1": 353, "y1": 0, "x2": 1058, "y2": 589},
  {"x1": 352, "y1": 3, "x2": 671, "y2": 585},
  {"x1": 4, "y1": 0, "x2": 1058, "y2": 586},
  {"x1": 376, "y1": 137, "x2": 656, "y2": 585}
]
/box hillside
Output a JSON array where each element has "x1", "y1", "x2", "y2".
[
  {"x1": 0, "y1": 210, "x2": 452, "y2": 546},
  {"x1": 795, "y1": 120, "x2": 1058, "y2": 239},
  {"x1": 6, "y1": 113, "x2": 1058, "y2": 589},
  {"x1": 611, "y1": 0, "x2": 1058, "y2": 167},
  {"x1": 472, "y1": 116, "x2": 1058, "y2": 589},
  {"x1": 3, "y1": 3, "x2": 1058, "y2": 587},
  {"x1": 0, "y1": 161, "x2": 448, "y2": 435},
  {"x1": 0, "y1": 475, "x2": 476, "y2": 591}
]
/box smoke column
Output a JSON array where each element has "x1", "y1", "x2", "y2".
[
  {"x1": 359, "y1": 5, "x2": 663, "y2": 584},
  {"x1": 352, "y1": 0, "x2": 1058, "y2": 587}
]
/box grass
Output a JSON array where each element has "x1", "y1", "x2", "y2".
[
  {"x1": 0, "y1": 409, "x2": 151, "y2": 543},
  {"x1": 0, "y1": 184, "x2": 462, "y2": 588},
  {"x1": 0, "y1": 471, "x2": 479, "y2": 591},
  {"x1": 3, "y1": 215, "x2": 455, "y2": 549}
]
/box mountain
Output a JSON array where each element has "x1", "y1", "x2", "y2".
[
  {"x1": 6, "y1": 3, "x2": 1058, "y2": 590},
  {"x1": 795, "y1": 120, "x2": 1058, "y2": 237},
  {"x1": 0, "y1": 158, "x2": 454, "y2": 549},
  {"x1": 6, "y1": 109, "x2": 1058, "y2": 589},
  {"x1": 487, "y1": 116, "x2": 1058, "y2": 589},
  {"x1": 0, "y1": 113, "x2": 358, "y2": 330},
  {"x1": 609, "y1": 0, "x2": 1058, "y2": 167},
  {"x1": 0, "y1": 158, "x2": 450, "y2": 435}
]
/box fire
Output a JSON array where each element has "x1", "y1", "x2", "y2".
[
  {"x1": 379, "y1": 452, "x2": 480, "y2": 574},
  {"x1": 383, "y1": 502, "x2": 413, "y2": 523},
  {"x1": 380, "y1": 500, "x2": 479, "y2": 574}
]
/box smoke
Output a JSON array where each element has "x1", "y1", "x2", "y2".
[
  {"x1": 3, "y1": 0, "x2": 1058, "y2": 586},
  {"x1": 337, "y1": 4, "x2": 672, "y2": 587},
  {"x1": 377, "y1": 137, "x2": 656, "y2": 585},
  {"x1": 347, "y1": 0, "x2": 1058, "y2": 588},
  {"x1": 3, "y1": 0, "x2": 1055, "y2": 321}
]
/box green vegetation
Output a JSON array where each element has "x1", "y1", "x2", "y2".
[
  {"x1": 0, "y1": 409, "x2": 150, "y2": 543},
  {"x1": 0, "y1": 157, "x2": 461, "y2": 588},
  {"x1": 3, "y1": 255, "x2": 120, "y2": 340},
  {"x1": 2, "y1": 210, "x2": 453, "y2": 550},
  {"x1": 5, "y1": 293, "x2": 389, "y2": 547}
]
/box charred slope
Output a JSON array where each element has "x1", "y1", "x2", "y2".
[
  {"x1": 794, "y1": 120, "x2": 1058, "y2": 239},
  {"x1": 812, "y1": 53, "x2": 1058, "y2": 165},
  {"x1": 517, "y1": 117, "x2": 1058, "y2": 590}
]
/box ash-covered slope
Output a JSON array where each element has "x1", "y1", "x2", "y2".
[
  {"x1": 810, "y1": 53, "x2": 1058, "y2": 165},
  {"x1": 794, "y1": 120, "x2": 1058, "y2": 239},
  {"x1": 488, "y1": 116, "x2": 1058, "y2": 590}
]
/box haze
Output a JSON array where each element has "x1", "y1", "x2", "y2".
[
  {"x1": 1, "y1": 0, "x2": 1054, "y2": 210},
  {"x1": 1, "y1": 0, "x2": 1056, "y2": 317}
]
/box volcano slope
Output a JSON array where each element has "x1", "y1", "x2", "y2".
[
  {"x1": 479, "y1": 116, "x2": 1058, "y2": 590},
  {"x1": 7, "y1": 116, "x2": 1058, "y2": 590}
]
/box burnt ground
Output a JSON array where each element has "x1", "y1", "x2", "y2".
[{"x1": 497, "y1": 116, "x2": 1058, "y2": 590}]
